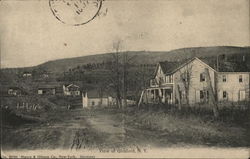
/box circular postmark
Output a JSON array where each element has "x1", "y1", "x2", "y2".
[{"x1": 49, "y1": 0, "x2": 102, "y2": 26}]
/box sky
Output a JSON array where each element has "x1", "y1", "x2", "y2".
[{"x1": 0, "y1": 0, "x2": 249, "y2": 68}]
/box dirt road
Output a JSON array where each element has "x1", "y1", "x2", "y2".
[
  {"x1": 3, "y1": 107, "x2": 248, "y2": 150},
  {"x1": 2, "y1": 108, "x2": 147, "y2": 150}
]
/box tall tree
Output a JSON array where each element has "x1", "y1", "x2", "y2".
[
  {"x1": 109, "y1": 40, "x2": 123, "y2": 109},
  {"x1": 178, "y1": 63, "x2": 193, "y2": 106},
  {"x1": 107, "y1": 40, "x2": 136, "y2": 108}
]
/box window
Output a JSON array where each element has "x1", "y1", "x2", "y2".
[
  {"x1": 181, "y1": 73, "x2": 186, "y2": 82},
  {"x1": 239, "y1": 75, "x2": 243, "y2": 83},
  {"x1": 223, "y1": 91, "x2": 227, "y2": 99},
  {"x1": 206, "y1": 91, "x2": 209, "y2": 101},
  {"x1": 159, "y1": 77, "x2": 164, "y2": 84},
  {"x1": 170, "y1": 75, "x2": 173, "y2": 83},
  {"x1": 200, "y1": 90, "x2": 204, "y2": 99},
  {"x1": 166, "y1": 75, "x2": 173, "y2": 83},
  {"x1": 200, "y1": 73, "x2": 205, "y2": 82},
  {"x1": 92, "y1": 101, "x2": 95, "y2": 106},
  {"x1": 222, "y1": 75, "x2": 227, "y2": 82}
]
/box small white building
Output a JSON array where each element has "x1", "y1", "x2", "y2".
[
  {"x1": 37, "y1": 86, "x2": 56, "y2": 95},
  {"x1": 82, "y1": 90, "x2": 115, "y2": 108},
  {"x1": 23, "y1": 72, "x2": 32, "y2": 77},
  {"x1": 8, "y1": 87, "x2": 25, "y2": 96},
  {"x1": 63, "y1": 84, "x2": 80, "y2": 96}
]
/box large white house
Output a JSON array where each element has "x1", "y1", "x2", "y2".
[{"x1": 139, "y1": 57, "x2": 250, "y2": 105}]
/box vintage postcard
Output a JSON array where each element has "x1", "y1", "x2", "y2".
[{"x1": 0, "y1": 0, "x2": 249, "y2": 158}]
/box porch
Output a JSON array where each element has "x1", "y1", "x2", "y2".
[{"x1": 141, "y1": 86, "x2": 174, "y2": 104}]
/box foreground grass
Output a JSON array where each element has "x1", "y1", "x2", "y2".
[{"x1": 106, "y1": 106, "x2": 250, "y2": 147}]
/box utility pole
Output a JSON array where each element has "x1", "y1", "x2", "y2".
[
  {"x1": 216, "y1": 55, "x2": 219, "y2": 71},
  {"x1": 122, "y1": 52, "x2": 127, "y2": 108}
]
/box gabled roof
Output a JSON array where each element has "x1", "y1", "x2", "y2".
[
  {"x1": 23, "y1": 72, "x2": 32, "y2": 74},
  {"x1": 64, "y1": 84, "x2": 80, "y2": 88},
  {"x1": 38, "y1": 85, "x2": 57, "y2": 89},
  {"x1": 158, "y1": 57, "x2": 215, "y2": 75},
  {"x1": 7, "y1": 86, "x2": 28, "y2": 94},
  {"x1": 83, "y1": 90, "x2": 114, "y2": 98},
  {"x1": 201, "y1": 57, "x2": 250, "y2": 72},
  {"x1": 8, "y1": 86, "x2": 21, "y2": 90},
  {"x1": 159, "y1": 59, "x2": 192, "y2": 75},
  {"x1": 157, "y1": 57, "x2": 250, "y2": 75}
]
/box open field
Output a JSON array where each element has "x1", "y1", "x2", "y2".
[{"x1": 1, "y1": 104, "x2": 249, "y2": 151}]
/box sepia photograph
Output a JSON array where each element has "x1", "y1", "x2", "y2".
[{"x1": 0, "y1": 0, "x2": 249, "y2": 158}]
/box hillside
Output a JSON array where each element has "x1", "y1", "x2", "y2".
[{"x1": 33, "y1": 46, "x2": 250, "y2": 73}]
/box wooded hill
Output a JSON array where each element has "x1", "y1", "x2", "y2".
[
  {"x1": 4, "y1": 46, "x2": 248, "y2": 73},
  {"x1": 1, "y1": 46, "x2": 249, "y2": 102}
]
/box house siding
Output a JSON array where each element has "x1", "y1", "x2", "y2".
[
  {"x1": 173, "y1": 59, "x2": 216, "y2": 105},
  {"x1": 151, "y1": 64, "x2": 166, "y2": 87},
  {"x1": 82, "y1": 93, "x2": 115, "y2": 108},
  {"x1": 217, "y1": 73, "x2": 250, "y2": 102},
  {"x1": 63, "y1": 84, "x2": 80, "y2": 96}
]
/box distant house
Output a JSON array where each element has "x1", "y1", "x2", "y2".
[
  {"x1": 38, "y1": 86, "x2": 56, "y2": 95},
  {"x1": 8, "y1": 87, "x2": 26, "y2": 96},
  {"x1": 139, "y1": 57, "x2": 250, "y2": 105},
  {"x1": 63, "y1": 84, "x2": 80, "y2": 96},
  {"x1": 82, "y1": 90, "x2": 136, "y2": 108},
  {"x1": 40, "y1": 73, "x2": 49, "y2": 78},
  {"x1": 23, "y1": 72, "x2": 32, "y2": 77},
  {"x1": 82, "y1": 90, "x2": 115, "y2": 108}
]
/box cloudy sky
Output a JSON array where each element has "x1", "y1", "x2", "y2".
[{"x1": 0, "y1": 0, "x2": 249, "y2": 68}]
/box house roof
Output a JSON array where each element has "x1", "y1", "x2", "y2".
[
  {"x1": 7, "y1": 86, "x2": 28, "y2": 94},
  {"x1": 8, "y1": 86, "x2": 21, "y2": 90},
  {"x1": 159, "y1": 59, "x2": 191, "y2": 75},
  {"x1": 158, "y1": 57, "x2": 250, "y2": 75},
  {"x1": 38, "y1": 85, "x2": 57, "y2": 89},
  {"x1": 64, "y1": 84, "x2": 80, "y2": 88},
  {"x1": 83, "y1": 90, "x2": 113, "y2": 98},
  {"x1": 23, "y1": 72, "x2": 32, "y2": 74},
  {"x1": 201, "y1": 58, "x2": 250, "y2": 72}
]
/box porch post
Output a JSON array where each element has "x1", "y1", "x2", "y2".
[
  {"x1": 148, "y1": 90, "x2": 151, "y2": 103},
  {"x1": 162, "y1": 89, "x2": 166, "y2": 103},
  {"x1": 154, "y1": 89, "x2": 156, "y2": 102},
  {"x1": 172, "y1": 85, "x2": 175, "y2": 104},
  {"x1": 170, "y1": 92, "x2": 173, "y2": 104}
]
